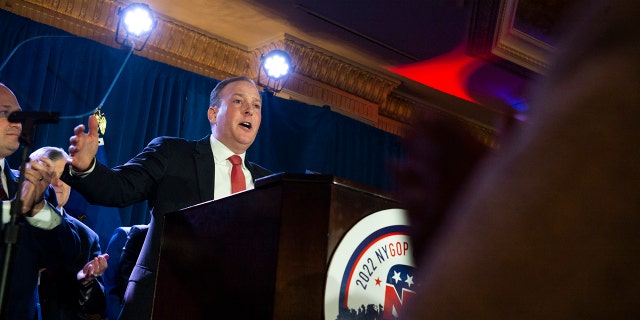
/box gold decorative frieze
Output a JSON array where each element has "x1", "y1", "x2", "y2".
[
  {"x1": 282, "y1": 37, "x2": 400, "y2": 105},
  {"x1": 148, "y1": 18, "x2": 255, "y2": 78},
  {"x1": 377, "y1": 116, "x2": 407, "y2": 137},
  {"x1": 284, "y1": 73, "x2": 380, "y2": 125},
  {"x1": 383, "y1": 92, "x2": 497, "y2": 147},
  {"x1": 380, "y1": 93, "x2": 414, "y2": 123}
]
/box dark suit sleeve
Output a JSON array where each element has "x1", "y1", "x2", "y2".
[
  {"x1": 29, "y1": 206, "x2": 81, "y2": 270},
  {"x1": 61, "y1": 136, "x2": 175, "y2": 207},
  {"x1": 103, "y1": 227, "x2": 130, "y2": 320}
]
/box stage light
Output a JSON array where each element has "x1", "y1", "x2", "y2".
[
  {"x1": 115, "y1": 3, "x2": 157, "y2": 51},
  {"x1": 257, "y1": 49, "x2": 294, "y2": 93}
]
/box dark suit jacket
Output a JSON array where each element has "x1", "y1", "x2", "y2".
[
  {"x1": 119, "y1": 224, "x2": 148, "y2": 294},
  {"x1": 1, "y1": 160, "x2": 80, "y2": 320},
  {"x1": 38, "y1": 209, "x2": 106, "y2": 320},
  {"x1": 61, "y1": 135, "x2": 272, "y2": 320},
  {"x1": 102, "y1": 224, "x2": 148, "y2": 320},
  {"x1": 103, "y1": 226, "x2": 129, "y2": 320}
]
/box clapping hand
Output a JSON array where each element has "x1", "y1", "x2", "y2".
[
  {"x1": 20, "y1": 157, "x2": 55, "y2": 215},
  {"x1": 78, "y1": 253, "x2": 109, "y2": 285}
]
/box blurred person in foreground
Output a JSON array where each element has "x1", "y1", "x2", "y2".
[{"x1": 399, "y1": 0, "x2": 640, "y2": 318}]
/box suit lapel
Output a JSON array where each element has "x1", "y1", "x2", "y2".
[
  {"x1": 4, "y1": 159, "x2": 19, "y2": 198},
  {"x1": 245, "y1": 160, "x2": 259, "y2": 183},
  {"x1": 194, "y1": 135, "x2": 215, "y2": 202}
]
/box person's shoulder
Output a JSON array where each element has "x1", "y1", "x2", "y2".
[
  {"x1": 109, "y1": 226, "x2": 131, "y2": 242},
  {"x1": 65, "y1": 213, "x2": 98, "y2": 236},
  {"x1": 105, "y1": 226, "x2": 130, "y2": 253},
  {"x1": 129, "y1": 224, "x2": 149, "y2": 235},
  {"x1": 125, "y1": 224, "x2": 148, "y2": 249},
  {"x1": 149, "y1": 136, "x2": 188, "y2": 144},
  {"x1": 143, "y1": 136, "x2": 201, "y2": 156},
  {"x1": 148, "y1": 136, "x2": 205, "y2": 147}
]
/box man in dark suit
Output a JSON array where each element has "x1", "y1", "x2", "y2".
[
  {"x1": 32, "y1": 146, "x2": 109, "y2": 320},
  {"x1": 0, "y1": 83, "x2": 81, "y2": 319},
  {"x1": 61, "y1": 76, "x2": 272, "y2": 319},
  {"x1": 103, "y1": 226, "x2": 129, "y2": 320}
]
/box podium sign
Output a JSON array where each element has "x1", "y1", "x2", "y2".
[{"x1": 152, "y1": 173, "x2": 401, "y2": 319}]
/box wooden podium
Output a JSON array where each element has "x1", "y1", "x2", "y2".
[{"x1": 152, "y1": 173, "x2": 400, "y2": 319}]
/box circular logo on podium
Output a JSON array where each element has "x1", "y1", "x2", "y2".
[{"x1": 324, "y1": 208, "x2": 416, "y2": 319}]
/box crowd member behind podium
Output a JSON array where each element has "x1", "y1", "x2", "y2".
[
  {"x1": 103, "y1": 224, "x2": 148, "y2": 320},
  {"x1": 102, "y1": 226, "x2": 128, "y2": 320},
  {"x1": 400, "y1": 0, "x2": 640, "y2": 318},
  {"x1": 61, "y1": 76, "x2": 273, "y2": 319},
  {"x1": 31, "y1": 146, "x2": 109, "y2": 320},
  {"x1": 0, "y1": 83, "x2": 81, "y2": 319},
  {"x1": 118, "y1": 224, "x2": 148, "y2": 301}
]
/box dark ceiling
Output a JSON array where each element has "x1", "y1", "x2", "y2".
[
  {"x1": 233, "y1": 0, "x2": 555, "y2": 113},
  {"x1": 144, "y1": 0, "x2": 576, "y2": 117},
  {"x1": 261, "y1": 0, "x2": 472, "y2": 65},
  {"x1": 149, "y1": 0, "x2": 573, "y2": 116}
]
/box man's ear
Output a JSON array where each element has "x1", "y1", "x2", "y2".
[{"x1": 207, "y1": 106, "x2": 217, "y2": 124}]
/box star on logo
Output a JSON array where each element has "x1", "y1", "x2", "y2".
[
  {"x1": 392, "y1": 270, "x2": 402, "y2": 283},
  {"x1": 405, "y1": 274, "x2": 414, "y2": 287}
]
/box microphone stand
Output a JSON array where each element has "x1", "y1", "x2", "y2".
[{"x1": 0, "y1": 117, "x2": 52, "y2": 318}]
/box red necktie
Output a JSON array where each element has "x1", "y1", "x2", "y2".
[
  {"x1": 228, "y1": 155, "x2": 246, "y2": 193},
  {"x1": 0, "y1": 184, "x2": 7, "y2": 200}
]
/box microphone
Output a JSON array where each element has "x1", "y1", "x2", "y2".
[{"x1": 8, "y1": 111, "x2": 60, "y2": 124}]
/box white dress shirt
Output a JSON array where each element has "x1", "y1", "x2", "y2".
[{"x1": 211, "y1": 136, "x2": 254, "y2": 200}]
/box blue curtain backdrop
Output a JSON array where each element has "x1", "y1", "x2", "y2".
[{"x1": 0, "y1": 10, "x2": 405, "y2": 243}]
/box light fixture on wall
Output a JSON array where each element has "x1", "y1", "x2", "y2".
[
  {"x1": 257, "y1": 49, "x2": 294, "y2": 93},
  {"x1": 115, "y1": 3, "x2": 157, "y2": 51}
]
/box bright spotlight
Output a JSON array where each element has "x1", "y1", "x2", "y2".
[
  {"x1": 115, "y1": 3, "x2": 157, "y2": 51},
  {"x1": 122, "y1": 5, "x2": 154, "y2": 37},
  {"x1": 258, "y1": 50, "x2": 294, "y2": 93}
]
